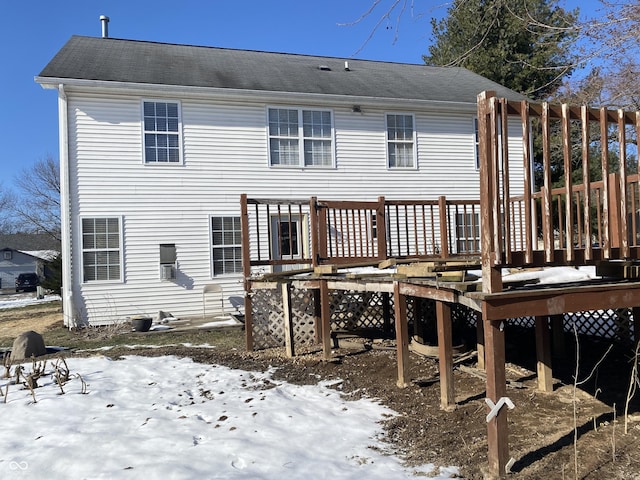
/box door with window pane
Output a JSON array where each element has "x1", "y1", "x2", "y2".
[{"x1": 270, "y1": 215, "x2": 306, "y2": 272}]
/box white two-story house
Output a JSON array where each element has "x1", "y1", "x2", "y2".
[{"x1": 36, "y1": 35, "x2": 525, "y2": 326}]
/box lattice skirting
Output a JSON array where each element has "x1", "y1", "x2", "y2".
[
  {"x1": 249, "y1": 287, "x2": 638, "y2": 350},
  {"x1": 250, "y1": 287, "x2": 394, "y2": 350},
  {"x1": 458, "y1": 306, "x2": 637, "y2": 346}
]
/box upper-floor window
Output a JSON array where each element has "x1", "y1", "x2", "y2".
[
  {"x1": 81, "y1": 217, "x2": 122, "y2": 282},
  {"x1": 143, "y1": 101, "x2": 181, "y2": 163},
  {"x1": 268, "y1": 108, "x2": 333, "y2": 167},
  {"x1": 386, "y1": 114, "x2": 416, "y2": 168}
]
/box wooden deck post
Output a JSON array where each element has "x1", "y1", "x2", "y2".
[
  {"x1": 438, "y1": 196, "x2": 449, "y2": 259},
  {"x1": 281, "y1": 282, "x2": 295, "y2": 358},
  {"x1": 393, "y1": 282, "x2": 410, "y2": 388},
  {"x1": 479, "y1": 91, "x2": 509, "y2": 477},
  {"x1": 240, "y1": 194, "x2": 254, "y2": 351},
  {"x1": 310, "y1": 196, "x2": 320, "y2": 266},
  {"x1": 319, "y1": 280, "x2": 332, "y2": 361},
  {"x1": 484, "y1": 318, "x2": 509, "y2": 478},
  {"x1": 535, "y1": 316, "x2": 553, "y2": 392},
  {"x1": 376, "y1": 196, "x2": 388, "y2": 261},
  {"x1": 244, "y1": 291, "x2": 254, "y2": 351},
  {"x1": 436, "y1": 301, "x2": 455, "y2": 410},
  {"x1": 476, "y1": 311, "x2": 486, "y2": 371}
]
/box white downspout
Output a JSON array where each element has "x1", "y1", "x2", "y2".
[{"x1": 58, "y1": 84, "x2": 74, "y2": 327}]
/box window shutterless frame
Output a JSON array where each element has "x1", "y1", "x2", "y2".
[
  {"x1": 141, "y1": 99, "x2": 183, "y2": 164},
  {"x1": 267, "y1": 107, "x2": 335, "y2": 168},
  {"x1": 385, "y1": 113, "x2": 417, "y2": 169},
  {"x1": 210, "y1": 215, "x2": 243, "y2": 276},
  {"x1": 80, "y1": 216, "x2": 123, "y2": 283}
]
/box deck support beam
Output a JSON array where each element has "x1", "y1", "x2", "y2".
[
  {"x1": 484, "y1": 318, "x2": 509, "y2": 479},
  {"x1": 436, "y1": 301, "x2": 455, "y2": 409},
  {"x1": 394, "y1": 282, "x2": 410, "y2": 388},
  {"x1": 535, "y1": 316, "x2": 553, "y2": 392}
]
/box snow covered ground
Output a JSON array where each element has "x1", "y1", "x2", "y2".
[
  {"x1": 0, "y1": 292, "x2": 61, "y2": 310},
  {"x1": 0, "y1": 267, "x2": 604, "y2": 479},
  {"x1": 0, "y1": 356, "x2": 458, "y2": 479}
]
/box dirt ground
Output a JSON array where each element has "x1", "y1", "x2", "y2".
[{"x1": 3, "y1": 302, "x2": 640, "y2": 479}]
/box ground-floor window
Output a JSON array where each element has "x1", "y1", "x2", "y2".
[
  {"x1": 81, "y1": 217, "x2": 122, "y2": 282},
  {"x1": 211, "y1": 216, "x2": 242, "y2": 275},
  {"x1": 455, "y1": 212, "x2": 480, "y2": 253}
]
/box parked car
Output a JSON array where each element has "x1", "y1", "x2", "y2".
[{"x1": 15, "y1": 273, "x2": 40, "y2": 292}]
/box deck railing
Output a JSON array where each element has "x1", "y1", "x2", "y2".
[
  {"x1": 240, "y1": 195, "x2": 482, "y2": 278},
  {"x1": 478, "y1": 92, "x2": 640, "y2": 276}
]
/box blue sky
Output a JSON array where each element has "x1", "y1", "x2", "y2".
[{"x1": 1, "y1": 0, "x2": 588, "y2": 191}]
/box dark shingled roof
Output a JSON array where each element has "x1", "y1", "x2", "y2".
[{"x1": 38, "y1": 35, "x2": 527, "y2": 104}]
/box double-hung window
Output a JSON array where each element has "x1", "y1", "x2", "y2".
[
  {"x1": 268, "y1": 108, "x2": 333, "y2": 167},
  {"x1": 386, "y1": 114, "x2": 416, "y2": 168},
  {"x1": 81, "y1": 217, "x2": 122, "y2": 282},
  {"x1": 455, "y1": 212, "x2": 480, "y2": 254},
  {"x1": 211, "y1": 216, "x2": 242, "y2": 275},
  {"x1": 143, "y1": 101, "x2": 181, "y2": 163}
]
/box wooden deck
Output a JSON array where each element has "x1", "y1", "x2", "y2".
[{"x1": 240, "y1": 91, "x2": 640, "y2": 478}]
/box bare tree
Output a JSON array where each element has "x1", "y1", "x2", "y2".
[
  {"x1": 8, "y1": 155, "x2": 61, "y2": 241},
  {"x1": 0, "y1": 183, "x2": 17, "y2": 234},
  {"x1": 570, "y1": 1, "x2": 640, "y2": 108}
]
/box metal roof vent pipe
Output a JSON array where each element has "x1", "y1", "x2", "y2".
[{"x1": 100, "y1": 15, "x2": 110, "y2": 38}]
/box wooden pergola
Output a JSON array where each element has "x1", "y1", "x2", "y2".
[{"x1": 240, "y1": 91, "x2": 640, "y2": 479}]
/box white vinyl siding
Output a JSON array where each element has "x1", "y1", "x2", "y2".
[
  {"x1": 386, "y1": 114, "x2": 416, "y2": 168},
  {"x1": 211, "y1": 216, "x2": 242, "y2": 275},
  {"x1": 81, "y1": 217, "x2": 122, "y2": 282},
  {"x1": 64, "y1": 93, "x2": 524, "y2": 325},
  {"x1": 268, "y1": 107, "x2": 333, "y2": 167},
  {"x1": 142, "y1": 100, "x2": 182, "y2": 163}
]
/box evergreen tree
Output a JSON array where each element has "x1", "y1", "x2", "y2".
[
  {"x1": 424, "y1": 0, "x2": 578, "y2": 99},
  {"x1": 41, "y1": 253, "x2": 62, "y2": 296}
]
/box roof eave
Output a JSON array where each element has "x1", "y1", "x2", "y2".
[{"x1": 35, "y1": 76, "x2": 480, "y2": 113}]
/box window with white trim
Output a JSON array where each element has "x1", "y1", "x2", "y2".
[
  {"x1": 3, "y1": 250, "x2": 12, "y2": 260},
  {"x1": 386, "y1": 114, "x2": 416, "y2": 168},
  {"x1": 143, "y1": 101, "x2": 181, "y2": 163},
  {"x1": 81, "y1": 217, "x2": 122, "y2": 282},
  {"x1": 268, "y1": 108, "x2": 333, "y2": 167},
  {"x1": 455, "y1": 212, "x2": 480, "y2": 253},
  {"x1": 211, "y1": 216, "x2": 242, "y2": 275}
]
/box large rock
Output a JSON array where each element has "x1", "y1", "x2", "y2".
[{"x1": 10, "y1": 331, "x2": 46, "y2": 361}]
